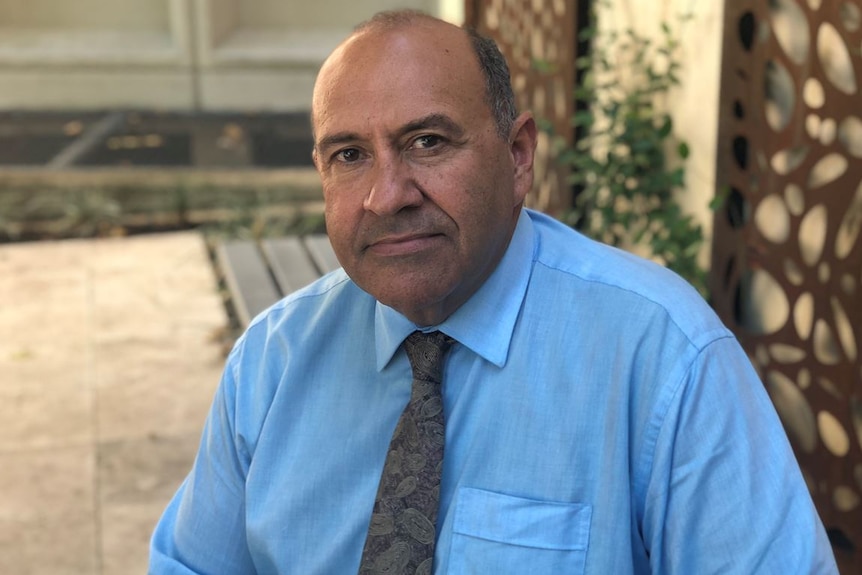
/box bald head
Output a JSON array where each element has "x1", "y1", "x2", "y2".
[
  {"x1": 352, "y1": 8, "x2": 438, "y2": 33},
  {"x1": 313, "y1": 10, "x2": 517, "y2": 139}
]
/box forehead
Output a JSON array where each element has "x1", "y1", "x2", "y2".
[{"x1": 312, "y1": 22, "x2": 489, "y2": 138}]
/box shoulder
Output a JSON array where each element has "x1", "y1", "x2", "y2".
[
  {"x1": 525, "y1": 209, "x2": 730, "y2": 350},
  {"x1": 252, "y1": 268, "x2": 368, "y2": 328},
  {"x1": 218, "y1": 269, "x2": 376, "y2": 431},
  {"x1": 228, "y1": 269, "x2": 374, "y2": 373}
]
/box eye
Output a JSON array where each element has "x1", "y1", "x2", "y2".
[
  {"x1": 334, "y1": 148, "x2": 362, "y2": 163},
  {"x1": 412, "y1": 134, "x2": 443, "y2": 150}
]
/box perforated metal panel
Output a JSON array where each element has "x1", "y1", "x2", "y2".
[
  {"x1": 465, "y1": 0, "x2": 579, "y2": 215},
  {"x1": 711, "y1": 1, "x2": 862, "y2": 571}
]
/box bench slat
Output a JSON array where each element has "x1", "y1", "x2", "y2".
[
  {"x1": 216, "y1": 240, "x2": 281, "y2": 326},
  {"x1": 261, "y1": 237, "x2": 321, "y2": 294},
  {"x1": 303, "y1": 235, "x2": 340, "y2": 274},
  {"x1": 218, "y1": 234, "x2": 339, "y2": 327}
]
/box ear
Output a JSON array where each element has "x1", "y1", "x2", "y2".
[
  {"x1": 509, "y1": 112, "x2": 538, "y2": 205},
  {"x1": 311, "y1": 147, "x2": 321, "y2": 172}
]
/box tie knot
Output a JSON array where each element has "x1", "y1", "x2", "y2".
[{"x1": 404, "y1": 331, "x2": 453, "y2": 384}]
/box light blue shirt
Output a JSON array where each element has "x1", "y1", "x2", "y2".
[{"x1": 150, "y1": 209, "x2": 837, "y2": 574}]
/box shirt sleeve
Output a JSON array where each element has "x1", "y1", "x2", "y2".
[
  {"x1": 640, "y1": 335, "x2": 838, "y2": 574},
  {"x1": 149, "y1": 353, "x2": 256, "y2": 574}
]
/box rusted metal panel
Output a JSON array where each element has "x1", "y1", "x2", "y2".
[
  {"x1": 711, "y1": 1, "x2": 862, "y2": 571},
  {"x1": 465, "y1": 0, "x2": 579, "y2": 216}
]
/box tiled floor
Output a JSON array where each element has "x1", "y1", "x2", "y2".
[{"x1": 0, "y1": 232, "x2": 228, "y2": 574}]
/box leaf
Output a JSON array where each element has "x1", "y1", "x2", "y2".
[
  {"x1": 571, "y1": 110, "x2": 596, "y2": 127},
  {"x1": 532, "y1": 59, "x2": 557, "y2": 74},
  {"x1": 709, "y1": 189, "x2": 728, "y2": 211}
]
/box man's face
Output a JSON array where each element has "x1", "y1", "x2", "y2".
[{"x1": 312, "y1": 20, "x2": 536, "y2": 326}]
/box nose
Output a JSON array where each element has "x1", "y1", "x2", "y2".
[{"x1": 363, "y1": 155, "x2": 422, "y2": 216}]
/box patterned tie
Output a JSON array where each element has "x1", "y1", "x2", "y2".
[{"x1": 359, "y1": 331, "x2": 454, "y2": 575}]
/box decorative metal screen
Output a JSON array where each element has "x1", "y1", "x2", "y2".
[
  {"x1": 711, "y1": 1, "x2": 862, "y2": 571},
  {"x1": 465, "y1": 0, "x2": 579, "y2": 215}
]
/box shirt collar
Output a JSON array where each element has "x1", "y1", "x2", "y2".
[{"x1": 374, "y1": 209, "x2": 535, "y2": 371}]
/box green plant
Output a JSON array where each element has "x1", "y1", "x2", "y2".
[
  {"x1": 20, "y1": 189, "x2": 124, "y2": 238},
  {"x1": 554, "y1": 9, "x2": 707, "y2": 295}
]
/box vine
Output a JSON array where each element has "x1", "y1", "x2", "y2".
[{"x1": 553, "y1": 8, "x2": 707, "y2": 295}]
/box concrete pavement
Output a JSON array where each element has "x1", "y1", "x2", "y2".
[{"x1": 0, "y1": 231, "x2": 229, "y2": 574}]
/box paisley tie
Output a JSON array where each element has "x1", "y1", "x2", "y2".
[{"x1": 359, "y1": 331, "x2": 454, "y2": 575}]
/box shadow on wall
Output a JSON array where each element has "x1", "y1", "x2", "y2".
[{"x1": 0, "y1": 111, "x2": 314, "y2": 168}]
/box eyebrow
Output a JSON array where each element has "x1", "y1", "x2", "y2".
[
  {"x1": 315, "y1": 131, "x2": 359, "y2": 154},
  {"x1": 315, "y1": 113, "x2": 465, "y2": 153},
  {"x1": 399, "y1": 114, "x2": 465, "y2": 140}
]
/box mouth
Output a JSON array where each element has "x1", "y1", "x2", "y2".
[{"x1": 366, "y1": 233, "x2": 445, "y2": 257}]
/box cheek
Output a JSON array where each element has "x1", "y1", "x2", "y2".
[
  {"x1": 322, "y1": 188, "x2": 355, "y2": 249},
  {"x1": 447, "y1": 177, "x2": 517, "y2": 256},
  {"x1": 433, "y1": 167, "x2": 511, "y2": 225},
  {"x1": 323, "y1": 185, "x2": 372, "y2": 271},
  {"x1": 323, "y1": 182, "x2": 361, "y2": 223}
]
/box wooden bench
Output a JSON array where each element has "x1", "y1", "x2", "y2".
[{"x1": 216, "y1": 235, "x2": 339, "y2": 326}]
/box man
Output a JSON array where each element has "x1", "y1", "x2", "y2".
[{"x1": 150, "y1": 10, "x2": 837, "y2": 574}]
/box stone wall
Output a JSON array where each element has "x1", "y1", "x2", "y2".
[{"x1": 0, "y1": 0, "x2": 459, "y2": 111}]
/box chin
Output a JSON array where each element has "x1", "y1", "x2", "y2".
[{"x1": 374, "y1": 285, "x2": 450, "y2": 320}]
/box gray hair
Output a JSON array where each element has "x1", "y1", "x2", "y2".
[
  {"x1": 354, "y1": 10, "x2": 518, "y2": 138},
  {"x1": 464, "y1": 26, "x2": 518, "y2": 138}
]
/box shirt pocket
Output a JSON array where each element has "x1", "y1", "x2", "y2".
[{"x1": 446, "y1": 487, "x2": 591, "y2": 575}]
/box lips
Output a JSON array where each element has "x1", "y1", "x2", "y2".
[{"x1": 366, "y1": 232, "x2": 444, "y2": 257}]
